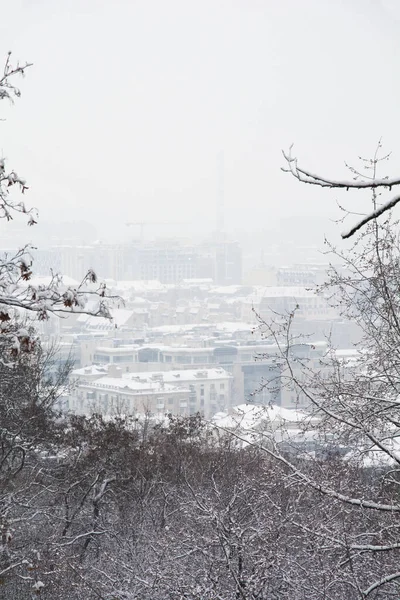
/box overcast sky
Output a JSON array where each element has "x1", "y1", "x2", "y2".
[{"x1": 1, "y1": 0, "x2": 400, "y2": 244}]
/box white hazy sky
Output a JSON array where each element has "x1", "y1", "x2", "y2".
[{"x1": 1, "y1": 0, "x2": 400, "y2": 242}]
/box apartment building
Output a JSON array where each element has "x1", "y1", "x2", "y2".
[
  {"x1": 69, "y1": 376, "x2": 189, "y2": 417},
  {"x1": 69, "y1": 366, "x2": 232, "y2": 418},
  {"x1": 124, "y1": 368, "x2": 233, "y2": 418}
]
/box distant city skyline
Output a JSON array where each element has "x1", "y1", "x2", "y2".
[{"x1": 1, "y1": 0, "x2": 400, "y2": 244}]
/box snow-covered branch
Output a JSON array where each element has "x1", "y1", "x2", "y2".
[
  {"x1": 57, "y1": 530, "x2": 106, "y2": 547},
  {"x1": 363, "y1": 571, "x2": 400, "y2": 598},
  {"x1": 282, "y1": 146, "x2": 399, "y2": 190},
  {"x1": 282, "y1": 145, "x2": 400, "y2": 238},
  {"x1": 0, "y1": 55, "x2": 117, "y2": 353},
  {"x1": 215, "y1": 424, "x2": 400, "y2": 512},
  {"x1": 341, "y1": 193, "x2": 400, "y2": 238}
]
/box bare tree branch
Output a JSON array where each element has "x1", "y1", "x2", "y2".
[{"x1": 282, "y1": 145, "x2": 400, "y2": 238}]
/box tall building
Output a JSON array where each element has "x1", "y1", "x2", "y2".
[
  {"x1": 123, "y1": 240, "x2": 197, "y2": 283},
  {"x1": 33, "y1": 244, "x2": 125, "y2": 281},
  {"x1": 36, "y1": 238, "x2": 243, "y2": 285},
  {"x1": 197, "y1": 241, "x2": 242, "y2": 285},
  {"x1": 214, "y1": 241, "x2": 242, "y2": 285}
]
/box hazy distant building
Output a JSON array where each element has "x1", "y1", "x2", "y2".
[
  {"x1": 124, "y1": 241, "x2": 197, "y2": 283},
  {"x1": 31, "y1": 248, "x2": 62, "y2": 276},
  {"x1": 32, "y1": 243, "x2": 125, "y2": 281},
  {"x1": 125, "y1": 368, "x2": 233, "y2": 418},
  {"x1": 31, "y1": 237, "x2": 242, "y2": 286},
  {"x1": 255, "y1": 286, "x2": 333, "y2": 321},
  {"x1": 68, "y1": 366, "x2": 232, "y2": 418},
  {"x1": 91, "y1": 243, "x2": 125, "y2": 280},
  {"x1": 69, "y1": 375, "x2": 190, "y2": 417},
  {"x1": 276, "y1": 264, "x2": 329, "y2": 287},
  {"x1": 197, "y1": 241, "x2": 242, "y2": 285},
  {"x1": 137, "y1": 342, "x2": 282, "y2": 407},
  {"x1": 243, "y1": 265, "x2": 277, "y2": 286},
  {"x1": 214, "y1": 241, "x2": 242, "y2": 284}
]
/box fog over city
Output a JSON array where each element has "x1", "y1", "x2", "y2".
[
  {"x1": 3, "y1": 2, "x2": 400, "y2": 599},
  {"x1": 1, "y1": 0, "x2": 400, "y2": 243}
]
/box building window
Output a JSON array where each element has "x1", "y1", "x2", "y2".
[
  {"x1": 113, "y1": 355, "x2": 133, "y2": 363},
  {"x1": 93, "y1": 354, "x2": 110, "y2": 363}
]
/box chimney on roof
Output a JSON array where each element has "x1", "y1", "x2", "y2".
[{"x1": 195, "y1": 371, "x2": 208, "y2": 378}]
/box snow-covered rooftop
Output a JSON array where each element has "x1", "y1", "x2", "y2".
[
  {"x1": 124, "y1": 368, "x2": 232, "y2": 384},
  {"x1": 81, "y1": 377, "x2": 188, "y2": 396},
  {"x1": 149, "y1": 322, "x2": 252, "y2": 335},
  {"x1": 77, "y1": 308, "x2": 135, "y2": 329},
  {"x1": 71, "y1": 365, "x2": 110, "y2": 377},
  {"x1": 182, "y1": 278, "x2": 213, "y2": 284},
  {"x1": 212, "y1": 403, "x2": 310, "y2": 430},
  {"x1": 106, "y1": 280, "x2": 166, "y2": 291},
  {"x1": 92, "y1": 345, "x2": 138, "y2": 354}
]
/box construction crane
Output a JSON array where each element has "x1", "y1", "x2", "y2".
[{"x1": 126, "y1": 221, "x2": 187, "y2": 243}]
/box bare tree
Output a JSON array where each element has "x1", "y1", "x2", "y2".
[
  {"x1": 0, "y1": 53, "x2": 114, "y2": 357},
  {"x1": 225, "y1": 149, "x2": 400, "y2": 597},
  {"x1": 0, "y1": 51, "x2": 118, "y2": 598}
]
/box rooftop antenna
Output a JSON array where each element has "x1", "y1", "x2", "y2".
[{"x1": 216, "y1": 151, "x2": 224, "y2": 237}]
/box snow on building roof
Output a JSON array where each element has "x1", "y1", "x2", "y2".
[
  {"x1": 344, "y1": 439, "x2": 400, "y2": 468},
  {"x1": 82, "y1": 377, "x2": 188, "y2": 396},
  {"x1": 149, "y1": 324, "x2": 208, "y2": 334},
  {"x1": 123, "y1": 368, "x2": 232, "y2": 384},
  {"x1": 93, "y1": 345, "x2": 138, "y2": 354},
  {"x1": 137, "y1": 342, "x2": 282, "y2": 355},
  {"x1": 77, "y1": 308, "x2": 135, "y2": 329},
  {"x1": 71, "y1": 365, "x2": 110, "y2": 377},
  {"x1": 149, "y1": 322, "x2": 252, "y2": 335},
  {"x1": 260, "y1": 286, "x2": 318, "y2": 298},
  {"x1": 212, "y1": 403, "x2": 310, "y2": 431},
  {"x1": 279, "y1": 263, "x2": 329, "y2": 270},
  {"x1": 213, "y1": 286, "x2": 244, "y2": 295},
  {"x1": 137, "y1": 344, "x2": 176, "y2": 352},
  {"x1": 109, "y1": 280, "x2": 166, "y2": 291},
  {"x1": 334, "y1": 349, "x2": 360, "y2": 358},
  {"x1": 216, "y1": 322, "x2": 252, "y2": 333},
  {"x1": 234, "y1": 285, "x2": 319, "y2": 302},
  {"x1": 182, "y1": 278, "x2": 213, "y2": 284},
  {"x1": 150, "y1": 346, "x2": 212, "y2": 354}
]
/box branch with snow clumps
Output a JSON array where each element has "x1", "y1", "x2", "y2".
[
  {"x1": 0, "y1": 55, "x2": 116, "y2": 355},
  {"x1": 282, "y1": 145, "x2": 400, "y2": 238}
]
